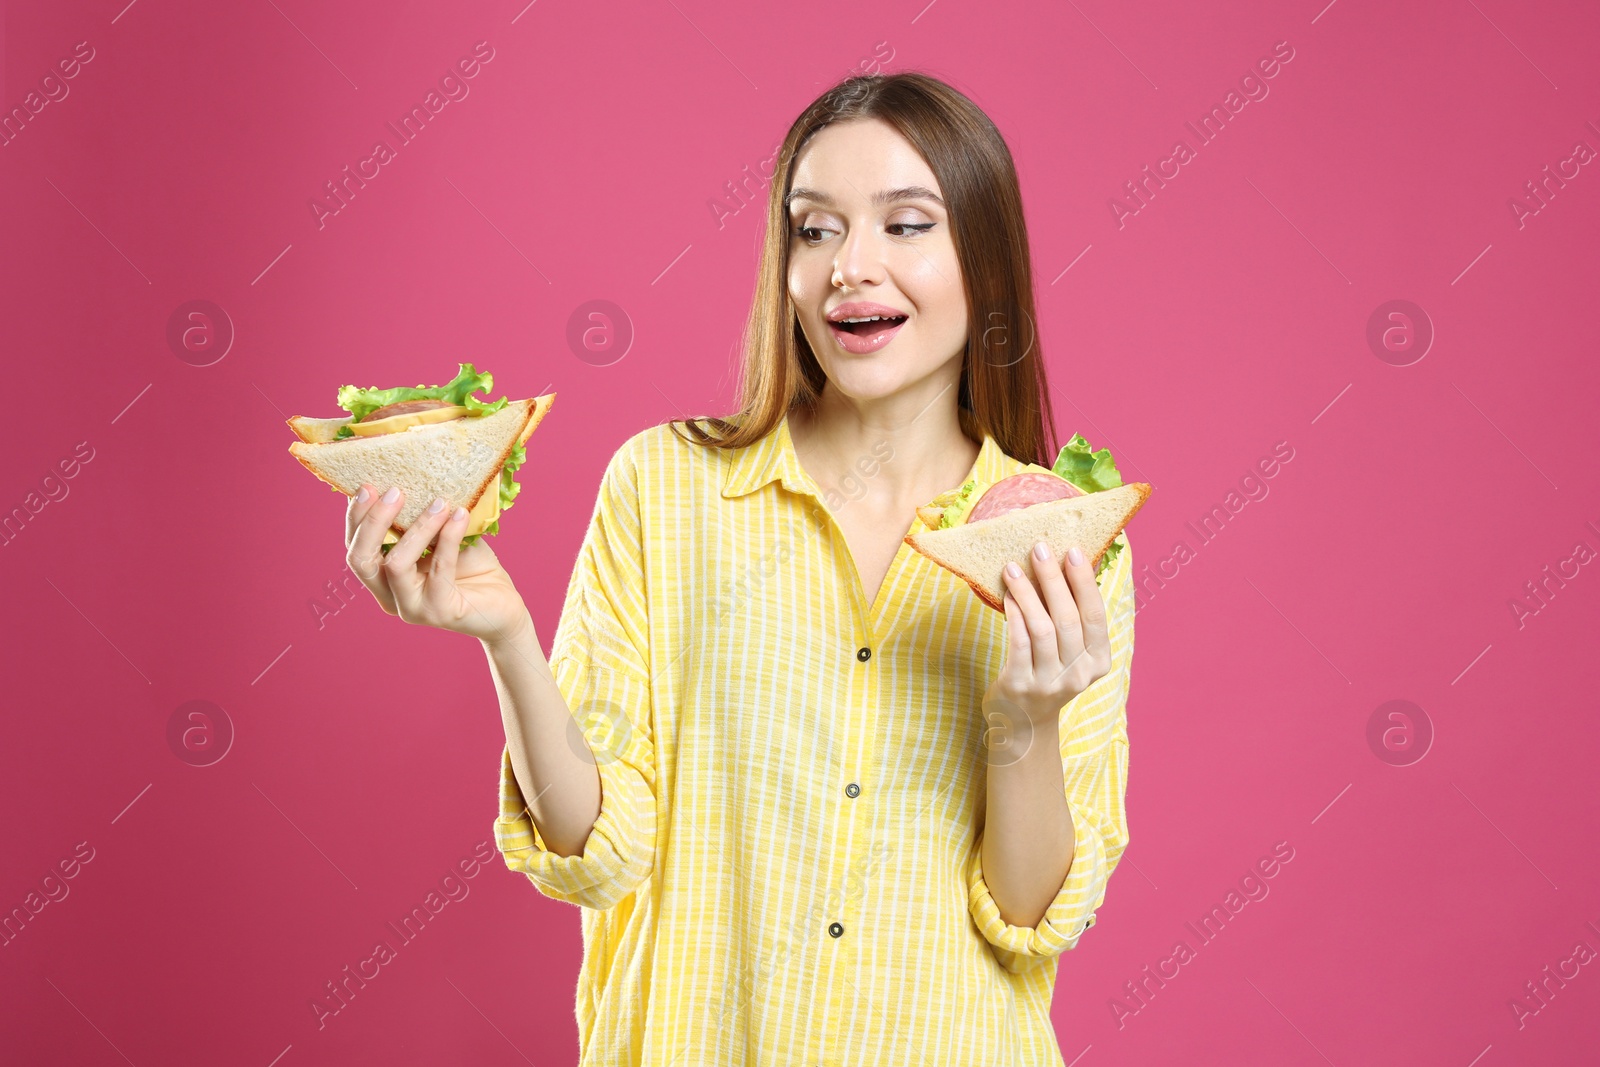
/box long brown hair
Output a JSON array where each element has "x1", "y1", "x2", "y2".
[{"x1": 666, "y1": 71, "x2": 1058, "y2": 467}]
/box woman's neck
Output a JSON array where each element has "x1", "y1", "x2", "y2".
[{"x1": 789, "y1": 383, "x2": 981, "y2": 513}]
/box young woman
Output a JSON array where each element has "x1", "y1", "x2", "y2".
[{"x1": 341, "y1": 72, "x2": 1136, "y2": 1066}]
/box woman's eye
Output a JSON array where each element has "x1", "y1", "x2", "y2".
[{"x1": 795, "y1": 222, "x2": 934, "y2": 242}]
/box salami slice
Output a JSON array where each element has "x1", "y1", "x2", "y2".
[
  {"x1": 361, "y1": 399, "x2": 457, "y2": 422},
  {"x1": 967, "y1": 471, "x2": 1082, "y2": 523}
]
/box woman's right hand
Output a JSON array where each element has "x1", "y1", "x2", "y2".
[{"x1": 345, "y1": 484, "x2": 534, "y2": 644}]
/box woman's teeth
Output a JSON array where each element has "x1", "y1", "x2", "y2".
[{"x1": 834, "y1": 315, "x2": 907, "y2": 335}]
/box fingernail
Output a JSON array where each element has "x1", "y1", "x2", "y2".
[
  {"x1": 451, "y1": 506, "x2": 467, "y2": 522},
  {"x1": 428, "y1": 497, "x2": 446, "y2": 514},
  {"x1": 356, "y1": 486, "x2": 370, "y2": 503},
  {"x1": 1033, "y1": 541, "x2": 1049, "y2": 561},
  {"x1": 1068, "y1": 545, "x2": 1086, "y2": 566},
  {"x1": 1005, "y1": 562, "x2": 1022, "y2": 579},
  {"x1": 381, "y1": 486, "x2": 401, "y2": 504}
]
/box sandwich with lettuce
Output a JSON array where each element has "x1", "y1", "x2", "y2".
[
  {"x1": 287, "y1": 364, "x2": 554, "y2": 547},
  {"x1": 905, "y1": 433, "x2": 1151, "y2": 610}
]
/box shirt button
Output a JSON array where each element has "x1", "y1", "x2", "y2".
[
  {"x1": 845, "y1": 782, "x2": 860, "y2": 798},
  {"x1": 856, "y1": 646, "x2": 871, "y2": 662},
  {"x1": 828, "y1": 922, "x2": 844, "y2": 938}
]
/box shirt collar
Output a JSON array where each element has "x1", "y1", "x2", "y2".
[{"x1": 721, "y1": 412, "x2": 1016, "y2": 500}]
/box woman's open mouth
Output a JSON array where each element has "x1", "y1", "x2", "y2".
[{"x1": 828, "y1": 314, "x2": 908, "y2": 354}]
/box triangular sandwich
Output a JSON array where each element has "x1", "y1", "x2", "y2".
[
  {"x1": 287, "y1": 364, "x2": 553, "y2": 545},
  {"x1": 903, "y1": 432, "x2": 1151, "y2": 611},
  {"x1": 905, "y1": 482, "x2": 1150, "y2": 611}
]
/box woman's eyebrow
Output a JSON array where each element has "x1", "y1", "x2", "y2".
[{"x1": 785, "y1": 185, "x2": 946, "y2": 209}]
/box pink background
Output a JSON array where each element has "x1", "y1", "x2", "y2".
[{"x1": 4, "y1": 0, "x2": 1598, "y2": 1063}]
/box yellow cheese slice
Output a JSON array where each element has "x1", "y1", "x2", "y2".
[{"x1": 348, "y1": 404, "x2": 471, "y2": 437}]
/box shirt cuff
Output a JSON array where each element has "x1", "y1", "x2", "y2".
[
  {"x1": 493, "y1": 742, "x2": 655, "y2": 911},
  {"x1": 967, "y1": 795, "x2": 1111, "y2": 973}
]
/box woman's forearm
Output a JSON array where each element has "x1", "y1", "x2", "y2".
[
  {"x1": 482, "y1": 611, "x2": 601, "y2": 858},
  {"x1": 981, "y1": 716, "x2": 1075, "y2": 928}
]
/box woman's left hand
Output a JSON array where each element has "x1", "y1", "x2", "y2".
[{"x1": 991, "y1": 541, "x2": 1113, "y2": 727}]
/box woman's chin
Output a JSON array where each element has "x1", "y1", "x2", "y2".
[{"x1": 818, "y1": 365, "x2": 932, "y2": 405}]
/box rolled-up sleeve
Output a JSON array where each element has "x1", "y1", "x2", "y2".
[
  {"x1": 967, "y1": 532, "x2": 1135, "y2": 974},
  {"x1": 494, "y1": 439, "x2": 658, "y2": 911}
]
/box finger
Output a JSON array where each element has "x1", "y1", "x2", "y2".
[
  {"x1": 1031, "y1": 541, "x2": 1085, "y2": 666},
  {"x1": 1000, "y1": 586, "x2": 1030, "y2": 681},
  {"x1": 1001, "y1": 559, "x2": 1059, "y2": 677},
  {"x1": 346, "y1": 484, "x2": 401, "y2": 612},
  {"x1": 425, "y1": 505, "x2": 469, "y2": 605},
  {"x1": 383, "y1": 496, "x2": 454, "y2": 615},
  {"x1": 1062, "y1": 543, "x2": 1111, "y2": 672},
  {"x1": 345, "y1": 483, "x2": 379, "y2": 548}
]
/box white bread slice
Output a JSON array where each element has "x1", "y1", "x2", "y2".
[
  {"x1": 905, "y1": 481, "x2": 1151, "y2": 611},
  {"x1": 288, "y1": 394, "x2": 554, "y2": 538},
  {"x1": 287, "y1": 415, "x2": 353, "y2": 443}
]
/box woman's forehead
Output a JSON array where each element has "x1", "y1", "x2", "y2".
[{"x1": 789, "y1": 120, "x2": 941, "y2": 201}]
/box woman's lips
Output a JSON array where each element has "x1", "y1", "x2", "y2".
[{"x1": 827, "y1": 315, "x2": 907, "y2": 354}]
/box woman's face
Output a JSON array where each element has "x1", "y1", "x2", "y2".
[{"x1": 786, "y1": 118, "x2": 967, "y2": 406}]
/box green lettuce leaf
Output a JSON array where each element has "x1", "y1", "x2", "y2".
[
  {"x1": 935, "y1": 477, "x2": 980, "y2": 529},
  {"x1": 1051, "y1": 433, "x2": 1124, "y2": 493},
  {"x1": 334, "y1": 363, "x2": 508, "y2": 437},
  {"x1": 1096, "y1": 535, "x2": 1126, "y2": 576},
  {"x1": 1053, "y1": 433, "x2": 1127, "y2": 576}
]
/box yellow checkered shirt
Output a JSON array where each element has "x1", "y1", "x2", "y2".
[{"x1": 495, "y1": 414, "x2": 1135, "y2": 1065}]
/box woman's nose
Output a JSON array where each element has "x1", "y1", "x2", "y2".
[{"x1": 832, "y1": 229, "x2": 883, "y2": 290}]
